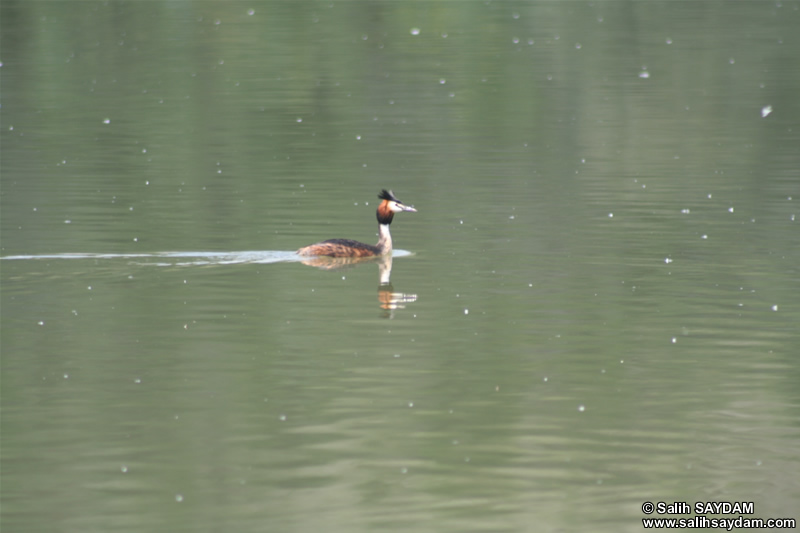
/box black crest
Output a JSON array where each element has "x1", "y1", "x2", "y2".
[{"x1": 378, "y1": 189, "x2": 399, "y2": 202}]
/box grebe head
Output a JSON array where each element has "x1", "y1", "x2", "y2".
[{"x1": 377, "y1": 189, "x2": 417, "y2": 224}]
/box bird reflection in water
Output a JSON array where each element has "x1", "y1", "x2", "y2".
[{"x1": 299, "y1": 254, "x2": 417, "y2": 317}]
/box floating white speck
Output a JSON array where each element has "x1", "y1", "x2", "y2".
[
  {"x1": 464, "y1": 308, "x2": 469, "y2": 315},
  {"x1": 761, "y1": 105, "x2": 773, "y2": 118},
  {"x1": 681, "y1": 208, "x2": 691, "y2": 214},
  {"x1": 410, "y1": 27, "x2": 420, "y2": 36},
  {"x1": 771, "y1": 305, "x2": 778, "y2": 311},
  {"x1": 356, "y1": 135, "x2": 361, "y2": 140},
  {"x1": 728, "y1": 207, "x2": 734, "y2": 213},
  {"x1": 639, "y1": 70, "x2": 650, "y2": 79},
  {"x1": 701, "y1": 234, "x2": 708, "y2": 239},
  {"x1": 175, "y1": 494, "x2": 184, "y2": 502},
  {"x1": 439, "y1": 78, "x2": 446, "y2": 84},
  {"x1": 247, "y1": 9, "x2": 255, "y2": 16},
  {"x1": 121, "y1": 465, "x2": 128, "y2": 473},
  {"x1": 38, "y1": 320, "x2": 45, "y2": 326},
  {"x1": 103, "y1": 118, "x2": 110, "y2": 124},
  {"x1": 666, "y1": 37, "x2": 672, "y2": 44},
  {"x1": 408, "y1": 401, "x2": 414, "y2": 408},
  {"x1": 665, "y1": 257, "x2": 673, "y2": 264},
  {"x1": 578, "y1": 405, "x2": 585, "y2": 412},
  {"x1": 671, "y1": 337, "x2": 677, "y2": 344},
  {"x1": 608, "y1": 213, "x2": 613, "y2": 218},
  {"x1": 278, "y1": 414, "x2": 287, "y2": 421}
]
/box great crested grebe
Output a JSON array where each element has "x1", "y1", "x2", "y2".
[{"x1": 297, "y1": 189, "x2": 417, "y2": 258}]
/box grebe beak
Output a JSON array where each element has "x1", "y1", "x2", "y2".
[{"x1": 385, "y1": 198, "x2": 418, "y2": 214}]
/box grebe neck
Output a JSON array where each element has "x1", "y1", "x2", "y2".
[{"x1": 376, "y1": 223, "x2": 393, "y2": 255}]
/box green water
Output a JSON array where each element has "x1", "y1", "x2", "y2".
[{"x1": 2, "y1": 2, "x2": 799, "y2": 532}]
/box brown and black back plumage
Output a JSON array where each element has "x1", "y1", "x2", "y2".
[
  {"x1": 299, "y1": 239, "x2": 381, "y2": 258},
  {"x1": 297, "y1": 189, "x2": 416, "y2": 258}
]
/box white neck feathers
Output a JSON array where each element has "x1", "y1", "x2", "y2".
[{"x1": 376, "y1": 223, "x2": 393, "y2": 254}]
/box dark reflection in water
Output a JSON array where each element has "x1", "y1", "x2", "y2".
[{"x1": 300, "y1": 253, "x2": 418, "y2": 316}]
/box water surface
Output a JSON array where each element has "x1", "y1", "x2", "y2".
[{"x1": 2, "y1": 2, "x2": 799, "y2": 532}]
